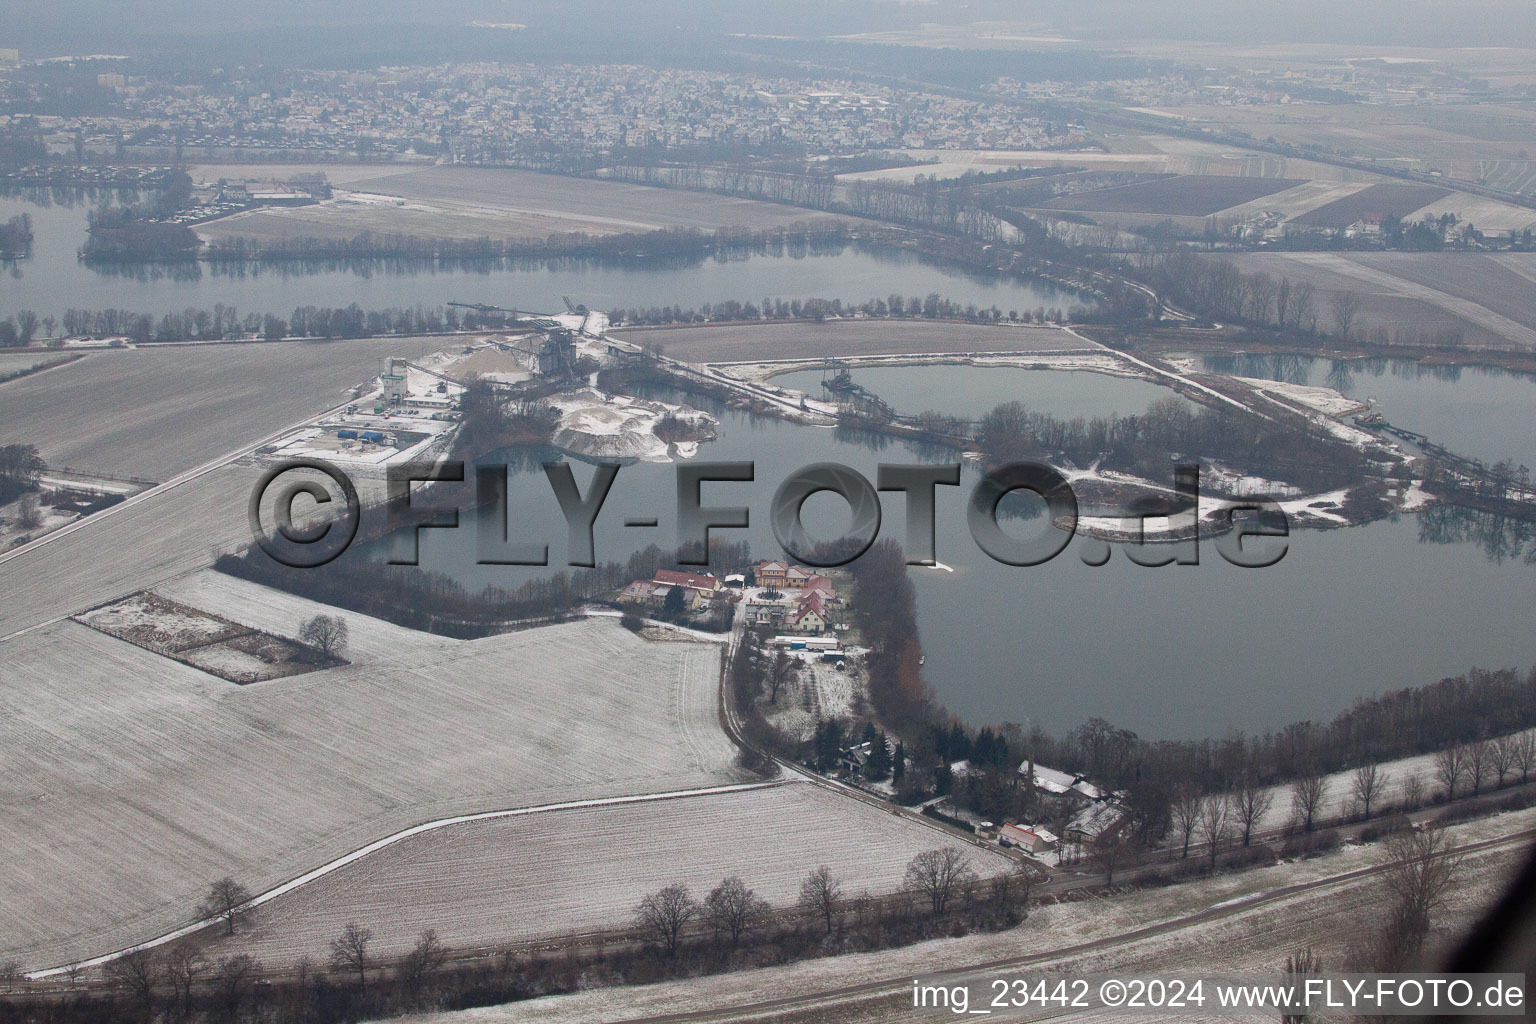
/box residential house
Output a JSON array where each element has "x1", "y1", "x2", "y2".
[
  {"x1": 788, "y1": 590, "x2": 831, "y2": 635},
  {"x1": 1065, "y1": 801, "x2": 1128, "y2": 846},
  {"x1": 755, "y1": 561, "x2": 817, "y2": 589},
  {"x1": 618, "y1": 580, "x2": 704, "y2": 611},
  {"x1": 652, "y1": 569, "x2": 721, "y2": 596},
  {"x1": 744, "y1": 593, "x2": 792, "y2": 626},
  {"x1": 999, "y1": 822, "x2": 1059, "y2": 854},
  {"x1": 1019, "y1": 762, "x2": 1106, "y2": 802}
]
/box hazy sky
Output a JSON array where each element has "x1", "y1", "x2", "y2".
[{"x1": 3, "y1": 1, "x2": 1533, "y2": 60}]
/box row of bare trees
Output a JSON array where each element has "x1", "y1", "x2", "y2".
[
  {"x1": 632, "y1": 849, "x2": 1033, "y2": 961},
  {"x1": 1433, "y1": 733, "x2": 1536, "y2": 801},
  {"x1": 1132, "y1": 250, "x2": 1382, "y2": 343}
]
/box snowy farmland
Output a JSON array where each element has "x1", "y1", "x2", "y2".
[
  {"x1": 0, "y1": 337, "x2": 448, "y2": 481},
  {"x1": 0, "y1": 573, "x2": 740, "y2": 970},
  {"x1": 195, "y1": 166, "x2": 859, "y2": 245},
  {"x1": 406, "y1": 808, "x2": 1536, "y2": 1024},
  {"x1": 196, "y1": 779, "x2": 1012, "y2": 966}
]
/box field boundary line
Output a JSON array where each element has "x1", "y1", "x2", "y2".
[{"x1": 24, "y1": 778, "x2": 789, "y2": 980}]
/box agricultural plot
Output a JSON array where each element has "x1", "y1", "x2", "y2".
[
  {"x1": 77, "y1": 590, "x2": 339, "y2": 684},
  {"x1": 0, "y1": 464, "x2": 259, "y2": 639},
  {"x1": 0, "y1": 337, "x2": 447, "y2": 481},
  {"x1": 1345, "y1": 253, "x2": 1536, "y2": 330},
  {"x1": 1219, "y1": 252, "x2": 1536, "y2": 350},
  {"x1": 197, "y1": 166, "x2": 855, "y2": 245},
  {"x1": 1287, "y1": 182, "x2": 1452, "y2": 228},
  {"x1": 410, "y1": 809, "x2": 1535, "y2": 1023},
  {"x1": 619, "y1": 321, "x2": 1086, "y2": 363},
  {"x1": 198, "y1": 779, "x2": 1011, "y2": 966},
  {"x1": 1039, "y1": 175, "x2": 1304, "y2": 217},
  {"x1": 1200, "y1": 178, "x2": 1371, "y2": 222},
  {"x1": 187, "y1": 162, "x2": 434, "y2": 187},
  {"x1": 0, "y1": 350, "x2": 75, "y2": 382},
  {"x1": 1405, "y1": 191, "x2": 1536, "y2": 233},
  {"x1": 839, "y1": 139, "x2": 1373, "y2": 184},
  {"x1": 0, "y1": 574, "x2": 738, "y2": 970}
]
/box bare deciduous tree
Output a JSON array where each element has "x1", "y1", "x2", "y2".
[
  {"x1": 1401, "y1": 774, "x2": 1426, "y2": 811},
  {"x1": 198, "y1": 876, "x2": 252, "y2": 935},
  {"x1": 1281, "y1": 947, "x2": 1323, "y2": 1023},
  {"x1": 164, "y1": 946, "x2": 204, "y2": 1023},
  {"x1": 704, "y1": 876, "x2": 768, "y2": 949},
  {"x1": 1197, "y1": 794, "x2": 1231, "y2": 869},
  {"x1": 766, "y1": 651, "x2": 798, "y2": 705},
  {"x1": 1290, "y1": 280, "x2": 1318, "y2": 333},
  {"x1": 1291, "y1": 770, "x2": 1329, "y2": 832},
  {"x1": 1490, "y1": 735, "x2": 1517, "y2": 789},
  {"x1": 399, "y1": 929, "x2": 448, "y2": 1001},
  {"x1": 798, "y1": 865, "x2": 842, "y2": 935},
  {"x1": 990, "y1": 860, "x2": 1034, "y2": 922},
  {"x1": 1377, "y1": 822, "x2": 1464, "y2": 967},
  {"x1": 1330, "y1": 289, "x2": 1363, "y2": 341},
  {"x1": 104, "y1": 949, "x2": 159, "y2": 1019},
  {"x1": 903, "y1": 847, "x2": 975, "y2": 916},
  {"x1": 16, "y1": 493, "x2": 40, "y2": 530},
  {"x1": 298, "y1": 614, "x2": 349, "y2": 658},
  {"x1": 1087, "y1": 831, "x2": 1132, "y2": 888},
  {"x1": 1170, "y1": 787, "x2": 1202, "y2": 858},
  {"x1": 213, "y1": 955, "x2": 258, "y2": 1020},
  {"x1": 1434, "y1": 745, "x2": 1467, "y2": 801},
  {"x1": 1353, "y1": 763, "x2": 1388, "y2": 821},
  {"x1": 1466, "y1": 739, "x2": 1490, "y2": 795},
  {"x1": 1232, "y1": 778, "x2": 1275, "y2": 847},
  {"x1": 1512, "y1": 732, "x2": 1536, "y2": 785},
  {"x1": 636, "y1": 884, "x2": 698, "y2": 958},
  {"x1": 329, "y1": 923, "x2": 373, "y2": 987}
]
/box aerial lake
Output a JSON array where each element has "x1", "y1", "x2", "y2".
[
  {"x1": 1188, "y1": 351, "x2": 1536, "y2": 472},
  {"x1": 0, "y1": 195, "x2": 1082, "y2": 320},
  {"x1": 387, "y1": 384, "x2": 1536, "y2": 741},
  {"x1": 770, "y1": 364, "x2": 1187, "y2": 421},
  {"x1": 3, "y1": 190, "x2": 1531, "y2": 741}
]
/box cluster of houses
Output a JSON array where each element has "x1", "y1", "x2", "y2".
[
  {"x1": 742, "y1": 561, "x2": 840, "y2": 636},
  {"x1": 952, "y1": 762, "x2": 1129, "y2": 859},
  {"x1": 614, "y1": 561, "x2": 843, "y2": 637},
  {"x1": 618, "y1": 569, "x2": 726, "y2": 613},
  {"x1": 1013, "y1": 762, "x2": 1127, "y2": 853}
]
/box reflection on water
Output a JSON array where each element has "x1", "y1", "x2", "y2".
[
  {"x1": 0, "y1": 193, "x2": 1088, "y2": 317},
  {"x1": 1192, "y1": 351, "x2": 1536, "y2": 470},
  {"x1": 1418, "y1": 504, "x2": 1536, "y2": 564}
]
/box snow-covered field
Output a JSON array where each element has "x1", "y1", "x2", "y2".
[
  {"x1": 0, "y1": 338, "x2": 450, "y2": 481},
  {"x1": 197, "y1": 778, "x2": 1012, "y2": 967},
  {"x1": 404, "y1": 808, "x2": 1536, "y2": 1023},
  {"x1": 0, "y1": 463, "x2": 260, "y2": 638},
  {"x1": 0, "y1": 573, "x2": 738, "y2": 971},
  {"x1": 196, "y1": 166, "x2": 856, "y2": 244},
  {"x1": 766, "y1": 659, "x2": 864, "y2": 741}
]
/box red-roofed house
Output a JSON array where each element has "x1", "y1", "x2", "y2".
[
  {"x1": 653, "y1": 569, "x2": 722, "y2": 595},
  {"x1": 999, "y1": 823, "x2": 1058, "y2": 854},
  {"x1": 789, "y1": 590, "x2": 831, "y2": 635},
  {"x1": 756, "y1": 561, "x2": 817, "y2": 589}
]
